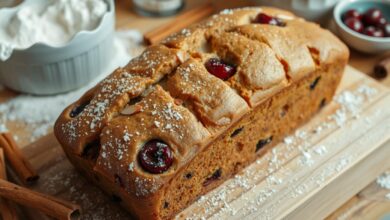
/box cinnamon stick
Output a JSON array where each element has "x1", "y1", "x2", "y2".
[
  {"x1": 0, "y1": 196, "x2": 18, "y2": 220},
  {"x1": 0, "y1": 133, "x2": 39, "y2": 185},
  {"x1": 0, "y1": 179, "x2": 80, "y2": 220},
  {"x1": 373, "y1": 56, "x2": 390, "y2": 79},
  {"x1": 0, "y1": 148, "x2": 19, "y2": 220},
  {"x1": 144, "y1": 3, "x2": 215, "y2": 45},
  {"x1": 0, "y1": 148, "x2": 6, "y2": 179}
]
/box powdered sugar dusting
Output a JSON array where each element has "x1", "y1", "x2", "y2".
[
  {"x1": 128, "y1": 162, "x2": 134, "y2": 172},
  {"x1": 134, "y1": 176, "x2": 160, "y2": 197}
]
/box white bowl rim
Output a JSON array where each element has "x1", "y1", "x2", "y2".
[
  {"x1": 333, "y1": 0, "x2": 390, "y2": 43},
  {"x1": 0, "y1": 0, "x2": 115, "y2": 52}
]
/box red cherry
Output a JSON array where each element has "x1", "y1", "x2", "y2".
[
  {"x1": 381, "y1": 23, "x2": 390, "y2": 37},
  {"x1": 253, "y1": 13, "x2": 286, "y2": 27},
  {"x1": 363, "y1": 26, "x2": 385, "y2": 37},
  {"x1": 363, "y1": 8, "x2": 383, "y2": 25},
  {"x1": 205, "y1": 58, "x2": 236, "y2": 80},
  {"x1": 138, "y1": 140, "x2": 173, "y2": 174},
  {"x1": 343, "y1": 9, "x2": 362, "y2": 21},
  {"x1": 377, "y1": 17, "x2": 387, "y2": 26},
  {"x1": 344, "y1": 17, "x2": 364, "y2": 33}
]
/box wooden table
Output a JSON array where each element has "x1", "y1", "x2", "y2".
[
  {"x1": 1, "y1": 0, "x2": 388, "y2": 219},
  {"x1": 114, "y1": 1, "x2": 390, "y2": 219}
]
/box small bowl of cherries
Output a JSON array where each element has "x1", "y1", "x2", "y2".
[{"x1": 334, "y1": 0, "x2": 390, "y2": 54}]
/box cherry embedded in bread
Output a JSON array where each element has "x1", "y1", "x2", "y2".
[
  {"x1": 344, "y1": 18, "x2": 364, "y2": 33},
  {"x1": 111, "y1": 194, "x2": 122, "y2": 203},
  {"x1": 203, "y1": 169, "x2": 222, "y2": 186},
  {"x1": 114, "y1": 174, "x2": 124, "y2": 188},
  {"x1": 138, "y1": 140, "x2": 173, "y2": 174},
  {"x1": 319, "y1": 98, "x2": 327, "y2": 110},
  {"x1": 343, "y1": 9, "x2": 362, "y2": 21},
  {"x1": 363, "y1": 26, "x2": 384, "y2": 37},
  {"x1": 253, "y1": 13, "x2": 286, "y2": 26},
  {"x1": 363, "y1": 8, "x2": 383, "y2": 26},
  {"x1": 81, "y1": 139, "x2": 100, "y2": 161},
  {"x1": 310, "y1": 76, "x2": 321, "y2": 90},
  {"x1": 70, "y1": 101, "x2": 90, "y2": 118},
  {"x1": 256, "y1": 136, "x2": 273, "y2": 152},
  {"x1": 230, "y1": 127, "x2": 243, "y2": 138},
  {"x1": 205, "y1": 58, "x2": 236, "y2": 81},
  {"x1": 184, "y1": 172, "x2": 193, "y2": 179}
]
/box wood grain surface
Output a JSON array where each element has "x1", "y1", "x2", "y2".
[
  {"x1": 10, "y1": 67, "x2": 390, "y2": 219},
  {"x1": 116, "y1": 2, "x2": 390, "y2": 218},
  {"x1": 0, "y1": 0, "x2": 389, "y2": 219}
]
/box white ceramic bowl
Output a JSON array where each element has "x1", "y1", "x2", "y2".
[
  {"x1": 251, "y1": 0, "x2": 341, "y2": 25},
  {"x1": 0, "y1": 0, "x2": 115, "y2": 95},
  {"x1": 333, "y1": 0, "x2": 390, "y2": 54}
]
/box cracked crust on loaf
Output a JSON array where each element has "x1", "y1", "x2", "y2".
[{"x1": 54, "y1": 7, "x2": 349, "y2": 220}]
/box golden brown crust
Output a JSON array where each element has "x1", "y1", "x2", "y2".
[
  {"x1": 165, "y1": 59, "x2": 250, "y2": 131},
  {"x1": 54, "y1": 7, "x2": 349, "y2": 220}
]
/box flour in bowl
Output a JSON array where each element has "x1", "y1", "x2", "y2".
[
  {"x1": 0, "y1": 29, "x2": 144, "y2": 141},
  {"x1": 0, "y1": 0, "x2": 108, "y2": 61}
]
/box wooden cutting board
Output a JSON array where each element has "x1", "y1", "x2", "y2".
[{"x1": 12, "y1": 66, "x2": 390, "y2": 219}]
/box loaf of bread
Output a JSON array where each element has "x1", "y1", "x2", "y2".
[{"x1": 54, "y1": 7, "x2": 349, "y2": 219}]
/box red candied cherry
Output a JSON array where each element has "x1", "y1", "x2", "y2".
[
  {"x1": 205, "y1": 58, "x2": 236, "y2": 80},
  {"x1": 378, "y1": 17, "x2": 387, "y2": 26},
  {"x1": 382, "y1": 23, "x2": 390, "y2": 37},
  {"x1": 363, "y1": 8, "x2": 383, "y2": 25},
  {"x1": 343, "y1": 9, "x2": 362, "y2": 21},
  {"x1": 363, "y1": 26, "x2": 385, "y2": 37},
  {"x1": 344, "y1": 17, "x2": 364, "y2": 33},
  {"x1": 253, "y1": 13, "x2": 286, "y2": 27},
  {"x1": 138, "y1": 140, "x2": 173, "y2": 174}
]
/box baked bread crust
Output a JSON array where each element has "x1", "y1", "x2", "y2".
[{"x1": 54, "y1": 7, "x2": 349, "y2": 219}]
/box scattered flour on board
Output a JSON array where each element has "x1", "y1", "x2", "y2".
[
  {"x1": 299, "y1": 150, "x2": 314, "y2": 167},
  {"x1": 0, "y1": 123, "x2": 7, "y2": 133},
  {"x1": 376, "y1": 172, "x2": 390, "y2": 201},
  {"x1": 0, "y1": 30, "x2": 143, "y2": 141},
  {"x1": 331, "y1": 85, "x2": 378, "y2": 127},
  {"x1": 314, "y1": 145, "x2": 328, "y2": 155},
  {"x1": 36, "y1": 167, "x2": 131, "y2": 219},
  {"x1": 298, "y1": 145, "x2": 328, "y2": 167},
  {"x1": 377, "y1": 172, "x2": 390, "y2": 189}
]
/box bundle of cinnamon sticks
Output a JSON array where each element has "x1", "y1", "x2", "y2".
[{"x1": 0, "y1": 132, "x2": 81, "y2": 220}]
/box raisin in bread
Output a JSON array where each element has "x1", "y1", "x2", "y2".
[{"x1": 54, "y1": 7, "x2": 349, "y2": 220}]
